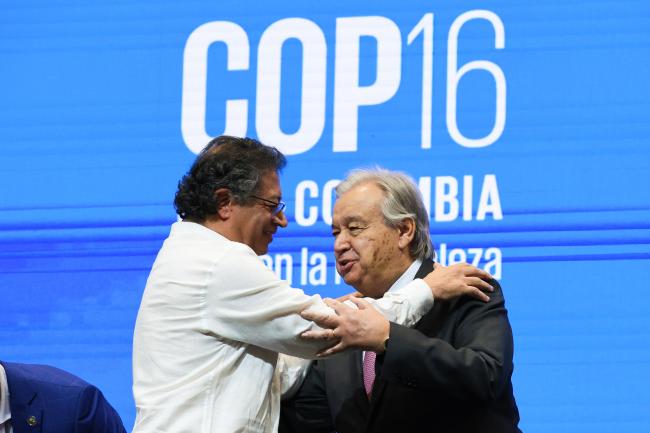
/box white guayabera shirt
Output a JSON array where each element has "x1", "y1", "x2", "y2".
[{"x1": 132, "y1": 221, "x2": 433, "y2": 433}]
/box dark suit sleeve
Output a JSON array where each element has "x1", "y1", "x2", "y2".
[
  {"x1": 76, "y1": 385, "x2": 127, "y2": 433},
  {"x1": 379, "y1": 282, "x2": 514, "y2": 402},
  {"x1": 280, "y1": 360, "x2": 336, "y2": 433}
]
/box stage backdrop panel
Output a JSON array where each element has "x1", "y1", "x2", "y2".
[{"x1": 1, "y1": 1, "x2": 649, "y2": 431}]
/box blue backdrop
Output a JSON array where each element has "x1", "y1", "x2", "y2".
[{"x1": 1, "y1": 1, "x2": 649, "y2": 431}]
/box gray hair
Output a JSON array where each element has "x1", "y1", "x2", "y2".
[{"x1": 336, "y1": 168, "x2": 434, "y2": 260}]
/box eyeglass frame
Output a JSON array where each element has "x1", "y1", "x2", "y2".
[{"x1": 250, "y1": 194, "x2": 286, "y2": 215}]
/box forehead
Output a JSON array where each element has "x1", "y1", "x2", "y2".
[{"x1": 333, "y1": 182, "x2": 384, "y2": 223}]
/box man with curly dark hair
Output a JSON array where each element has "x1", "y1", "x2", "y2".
[
  {"x1": 132, "y1": 136, "x2": 495, "y2": 433},
  {"x1": 172, "y1": 135, "x2": 289, "y2": 255}
]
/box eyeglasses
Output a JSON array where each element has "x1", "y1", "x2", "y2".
[{"x1": 250, "y1": 195, "x2": 286, "y2": 216}]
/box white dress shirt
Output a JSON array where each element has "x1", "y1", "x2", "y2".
[
  {"x1": 362, "y1": 258, "x2": 424, "y2": 370},
  {"x1": 132, "y1": 222, "x2": 433, "y2": 433},
  {"x1": 0, "y1": 364, "x2": 13, "y2": 433}
]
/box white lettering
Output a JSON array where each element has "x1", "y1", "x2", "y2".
[
  {"x1": 463, "y1": 175, "x2": 473, "y2": 221},
  {"x1": 274, "y1": 253, "x2": 293, "y2": 283},
  {"x1": 256, "y1": 18, "x2": 327, "y2": 155},
  {"x1": 321, "y1": 179, "x2": 341, "y2": 225},
  {"x1": 435, "y1": 176, "x2": 459, "y2": 222},
  {"x1": 182, "y1": 21, "x2": 249, "y2": 153},
  {"x1": 437, "y1": 242, "x2": 447, "y2": 266},
  {"x1": 300, "y1": 247, "x2": 308, "y2": 285},
  {"x1": 295, "y1": 175, "x2": 502, "y2": 226},
  {"x1": 295, "y1": 180, "x2": 319, "y2": 226},
  {"x1": 182, "y1": 11, "x2": 506, "y2": 155},
  {"x1": 333, "y1": 16, "x2": 402, "y2": 152},
  {"x1": 484, "y1": 247, "x2": 502, "y2": 279},
  {"x1": 407, "y1": 13, "x2": 434, "y2": 149},
  {"x1": 309, "y1": 252, "x2": 328, "y2": 285},
  {"x1": 436, "y1": 244, "x2": 503, "y2": 280},
  {"x1": 476, "y1": 174, "x2": 503, "y2": 220},
  {"x1": 447, "y1": 10, "x2": 506, "y2": 148}
]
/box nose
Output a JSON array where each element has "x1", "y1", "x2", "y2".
[
  {"x1": 273, "y1": 209, "x2": 288, "y2": 228},
  {"x1": 333, "y1": 231, "x2": 350, "y2": 256}
]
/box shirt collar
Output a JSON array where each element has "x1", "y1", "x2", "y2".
[
  {"x1": 0, "y1": 364, "x2": 11, "y2": 425},
  {"x1": 386, "y1": 259, "x2": 423, "y2": 294}
]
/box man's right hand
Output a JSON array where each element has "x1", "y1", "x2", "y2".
[
  {"x1": 423, "y1": 263, "x2": 494, "y2": 302},
  {"x1": 300, "y1": 298, "x2": 389, "y2": 357}
]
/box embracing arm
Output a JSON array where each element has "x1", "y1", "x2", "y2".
[
  {"x1": 204, "y1": 244, "x2": 434, "y2": 359},
  {"x1": 300, "y1": 263, "x2": 495, "y2": 357}
]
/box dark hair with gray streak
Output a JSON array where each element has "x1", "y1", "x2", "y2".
[
  {"x1": 174, "y1": 135, "x2": 286, "y2": 222},
  {"x1": 336, "y1": 167, "x2": 434, "y2": 260}
]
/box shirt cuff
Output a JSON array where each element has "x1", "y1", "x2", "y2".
[{"x1": 400, "y1": 278, "x2": 434, "y2": 317}]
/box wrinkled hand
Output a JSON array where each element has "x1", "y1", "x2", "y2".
[
  {"x1": 300, "y1": 298, "x2": 389, "y2": 357},
  {"x1": 424, "y1": 263, "x2": 494, "y2": 302}
]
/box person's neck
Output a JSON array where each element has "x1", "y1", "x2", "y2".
[{"x1": 198, "y1": 217, "x2": 238, "y2": 242}]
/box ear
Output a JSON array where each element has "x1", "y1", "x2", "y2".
[
  {"x1": 214, "y1": 188, "x2": 233, "y2": 220},
  {"x1": 397, "y1": 218, "x2": 416, "y2": 251}
]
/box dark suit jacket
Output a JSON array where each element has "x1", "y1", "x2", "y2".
[
  {"x1": 280, "y1": 260, "x2": 521, "y2": 433},
  {"x1": 1, "y1": 361, "x2": 127, "y2": 433}
]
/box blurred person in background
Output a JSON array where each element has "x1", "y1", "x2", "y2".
[{"x1": 0, "y1": 360, "x2": 126, "y2": 433}]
